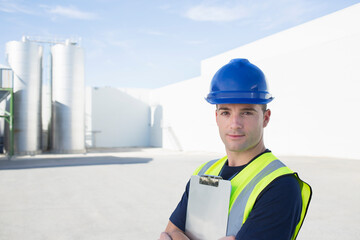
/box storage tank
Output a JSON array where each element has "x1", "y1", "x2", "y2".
[
  {"x1": 5, "y1": 38, "x2": 43, "y2": 155},
  {"x1": 51, "y1": 41, "x2": 85, "y2": 153}
]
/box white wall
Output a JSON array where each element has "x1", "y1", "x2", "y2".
[
  {"x1": 85, "y1": 86, "x2": 92, "y2": 148},
  {"x1": 149, "y1": 104, "x2": 163, "y2": 147},
  {"x1": 89, "y1": 4, "x2": 360, "y2": 159},
  {"x1": 151, "y1": 3, "x2": 360, "y2": 159},
  {"x1": 150, "y1": 77, "x2": 223, "y2": 152},
  {"x1": 91, "y1": 87, "x2": 151, "y2": 148}
]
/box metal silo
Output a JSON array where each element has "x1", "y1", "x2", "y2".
[
  {"x1": 51, "y1": 41, "x2": 85, "y2": 153},
  {"x1": 5, "y1": 38, "x2": 43, "y2": 155}
]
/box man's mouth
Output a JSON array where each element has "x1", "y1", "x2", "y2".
[{"x1": 227, "y1": 134, "x2": 245, "y2": 139}]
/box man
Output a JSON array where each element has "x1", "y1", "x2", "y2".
[{"x1": 160, "y1": 59, "x2": 312, "y2": 240}]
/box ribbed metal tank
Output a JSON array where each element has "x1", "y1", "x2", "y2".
[
  {"x1": 51, "y1": 41, "x2": 85, "y2": 153},
  {"x1": 5, "y1": 39, "x2": 43, "y2": 155}
]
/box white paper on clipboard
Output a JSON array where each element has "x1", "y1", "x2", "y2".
[{"x1": 185, "y1": 175, "x2": 231, "y2": 240}]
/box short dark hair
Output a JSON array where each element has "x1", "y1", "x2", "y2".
[{"x1": 261, "y1": 104, "x2": 267, "y2": 112}]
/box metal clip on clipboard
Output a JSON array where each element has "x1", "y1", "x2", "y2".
[
  {"x1": 199, "y1": 175, "x2": 222, "y2": 187},
  {"x1": 185, "y1": 175, "x2": 231, "y2": 240}
]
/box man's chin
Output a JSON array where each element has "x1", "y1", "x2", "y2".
[{"x1": 226, "y1": 146, "x2": 248, "y2": 153}]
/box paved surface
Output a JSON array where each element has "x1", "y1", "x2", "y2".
[{"x1": 0, "y1": 148, "x2": 359, "y2": 240}]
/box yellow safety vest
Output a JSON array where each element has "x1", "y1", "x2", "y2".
[{"x1": 193, "y1": 152, "x2": 312, "y2": 239}]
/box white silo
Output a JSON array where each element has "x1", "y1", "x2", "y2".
[
  {"x1": 51, "y1": 41, "x2": 85, "y2": 153},
  {"x1": 5, "y1": 38, "x2": 43, "y2": 155}
]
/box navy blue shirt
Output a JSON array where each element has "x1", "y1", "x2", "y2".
[{"x1": 169, "y1": 152, "x2": 302, "y2": 240}]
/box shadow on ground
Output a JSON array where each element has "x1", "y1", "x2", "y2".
[
  {"x1": 0, "y1": 156, "x2": 152, "y2": 170},
  {"x1": 86, "y1": 147, "x2": 152, "y2": 153}
]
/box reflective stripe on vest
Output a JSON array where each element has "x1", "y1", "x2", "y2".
[{"x1": 193, "y1": 152, "x2": 312, "y2": 239}]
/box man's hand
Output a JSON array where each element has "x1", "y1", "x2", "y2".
[
  {"x1": 219, "y1": 236, "x2": 236, "y2": 240},
  {"x1": 160, "y1": 221, "x2": 190, "y2": 240},
  {"x1": 159, "y1": 232, "x2": 172, "y2": 240}
]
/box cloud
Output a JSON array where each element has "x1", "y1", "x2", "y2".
[
  {"x1": 185, "y1": 3, "x2": 249, "y2": 22},
  {"x1": 0, "y1": 0, "x2": 34, "y2": 14},
  {"x1": 184, "y1": 0, "x2": 323, "y2": 25},
  {"x1": 45, "y1": 5, "x2": 98, "y2": 20}
]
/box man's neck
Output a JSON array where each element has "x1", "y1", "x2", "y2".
[{"x1": 226, "y1": 143, "x2": 266, "y2": 167}]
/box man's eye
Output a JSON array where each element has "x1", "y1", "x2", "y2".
[
  {"x1": 220, "y1": 111, "x2": 230, "y2": 116},
  {"x1": 242, "y1": 112, "x2": 253, "y2": 116}
]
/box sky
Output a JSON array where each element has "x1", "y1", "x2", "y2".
[{"x1": 1, "y1": 0, "x2": 359, "y2": 89}]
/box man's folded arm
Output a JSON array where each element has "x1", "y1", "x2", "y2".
[{"x1": 159, "y1": 221, "x2": 190, "y2": 240}]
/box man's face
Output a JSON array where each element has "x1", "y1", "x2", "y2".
[{"x1": 216, "y1": 104, "x2": 270, "y2": 154}]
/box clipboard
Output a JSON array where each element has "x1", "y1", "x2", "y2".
[{"x1": 185, "y1": 175, "x2": 231, "y2": 240}]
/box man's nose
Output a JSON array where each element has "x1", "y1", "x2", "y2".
[{"x1": 230, "y1": 114, "x2": 243, "y2": 129}]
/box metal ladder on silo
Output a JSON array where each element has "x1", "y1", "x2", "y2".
[{"x1": 0, "y1": 67, "x2": 14, "y2": 157}]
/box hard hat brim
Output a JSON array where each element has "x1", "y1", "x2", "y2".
[{"x1": 205, "y1": 91, "x2": 274, "y2": 105}]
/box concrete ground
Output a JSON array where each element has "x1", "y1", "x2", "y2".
[{"x1": 0, "y1": 148, "x2": 359, "y2": 240}]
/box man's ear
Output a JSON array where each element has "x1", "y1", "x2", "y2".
[{"x1": 263, "y1": 109, "x2": 271, "y2": 128}]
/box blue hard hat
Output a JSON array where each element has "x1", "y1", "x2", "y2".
[{"x1": 205, "y1": 59, "x2": 274, "y2": 104}]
